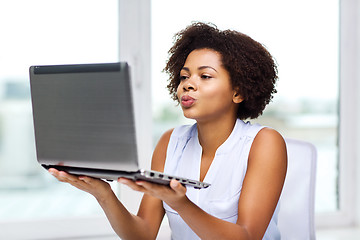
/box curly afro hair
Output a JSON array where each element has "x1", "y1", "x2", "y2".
[{"x1": 164, "y1": 22, "x2": 278, "y2": 120}]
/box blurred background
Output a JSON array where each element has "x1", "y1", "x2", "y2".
[{"x1": 0, "y1": 0, "x2": 359, "y2": 239}]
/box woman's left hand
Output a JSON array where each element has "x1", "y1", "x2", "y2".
[{"x1": 118, "y1": 178, "x2": 188, "y2": 210}]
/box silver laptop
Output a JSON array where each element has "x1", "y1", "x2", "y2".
[{"x1": 29, "y1": 62, "x2": 210, "y2": 189}]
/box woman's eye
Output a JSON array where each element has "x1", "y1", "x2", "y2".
[
  {"x1": 201, "y1": 75, "x2": 212, "y2": 79},
  {"x1": 180, "y1": 75, "x2": 188, "y2": 81}
]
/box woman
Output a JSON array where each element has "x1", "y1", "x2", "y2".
[{"x1": 50, "y1": 22, "x2": 287, "y2": 240}]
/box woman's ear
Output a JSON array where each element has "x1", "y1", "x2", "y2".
[{"x1": 233, "y1": 91, "x2": 243, "y2": 104}]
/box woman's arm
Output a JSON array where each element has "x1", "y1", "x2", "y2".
[
  {"x1": 49, "y1": 129, "x2": 174, "y2": 240},
  {"x1": 49, "y1": 169, "x2": 155, "y2": 239},
  {"x1": 122, "y1": 127, "x2": 287, "y2": 240},
  {"x1": 236, "y1": 128, "x2": 287, "y2": 239}
]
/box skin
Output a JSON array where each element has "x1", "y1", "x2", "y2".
[{"x1": 49, "y1": 48, "x2": 287, "y2": 240}]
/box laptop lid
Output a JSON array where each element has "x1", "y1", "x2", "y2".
[{"x1": 29, "y1": 62, "x2": 139, "y2": 172}]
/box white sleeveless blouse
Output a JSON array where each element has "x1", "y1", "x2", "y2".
[{"x1": 163, "y1": 119, "x2": 281, "y2": 240}]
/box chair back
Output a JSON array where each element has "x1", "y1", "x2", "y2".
[{"x1": 277, "y1": 138, "x2": 317, "y2": 240}]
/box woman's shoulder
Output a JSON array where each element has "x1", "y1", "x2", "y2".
[
  {"x1": 254, "y1": 127, "x2": 285, "y2": 146},
  {"x1": 239, "y1": 120, "x2": 264, "y2": 136},
  {"x1": 150, "y1": 123, "x2": 196, "y2": 172},
  {"x1": 151, "y1": 129, "x2": 173, "y2": 172},
  {"x1": 249, "y1": 127, "x2": 287, "y2": 166},
  {"x1": 238, "y1": 120, "x2": 283, "y2": 141}
]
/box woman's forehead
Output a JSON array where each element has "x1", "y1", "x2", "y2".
[{"x1": 183, "y1": 49, "x2": 223, "y2": 69}]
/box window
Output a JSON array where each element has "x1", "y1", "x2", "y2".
[
  {"x1": 0, "y1": 0, "x2": 119, "y2": 222},
  {"x1": 0, "y1": 1, "x2": 153, "y2": 238},
  {"x1": 151, "y1": 0, "x2": 340, "y2": 221}
]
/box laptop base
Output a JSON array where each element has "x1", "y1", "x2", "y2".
[{"x1": 42, "y1": 165, "x2": 210, "y2": 189}]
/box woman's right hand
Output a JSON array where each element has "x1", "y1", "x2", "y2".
[{"x1": 48, "y1": 168, "x2": 113, "y2": 201}]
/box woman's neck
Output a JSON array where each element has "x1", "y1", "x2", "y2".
[{"x1": 197, "y1": 115, "x2": 237, "y2": 155}]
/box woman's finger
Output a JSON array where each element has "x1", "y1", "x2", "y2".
[
  {"x1": 48, "y1": 168, "x2": 112, "y2": 200},
  {"x1": 119, "y1": 178, "x2": 147, "y2": 193},
  {"x1": 49, "y1": 169, "x2": 69, "y2": 182},
  {"x1": 58, "y1": 171, "x2": 78, "y2": 181},
  {"x1": 50, "y1": 169, "x2": 91, "y2": 188},
  {"x1": 78, "y1": 176, "x2": 93, "y2": 184},
  {"x1": 135, "y1": 180, "x2": 171, "y2": 195},
  {"x1": 170, "y1": 180, "x2": 187, "y2": 195}
]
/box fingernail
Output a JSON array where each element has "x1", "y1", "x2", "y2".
[{"x1": 171, "y1": 180, "x2": 179, "y2": 187}]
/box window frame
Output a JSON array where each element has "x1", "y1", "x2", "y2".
[{"x1": 315, "y1": 0, "x2": 359, "y2": 228}]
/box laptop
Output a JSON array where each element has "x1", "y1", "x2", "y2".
[{"x1": 29, "y1": 62, "x2": 210, "y2": 189}]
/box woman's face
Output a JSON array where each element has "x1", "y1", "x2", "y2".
[{"x1": 177, "y1": 48, "x2": 242, "y2": 123}]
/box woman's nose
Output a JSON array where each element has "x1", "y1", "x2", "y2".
[{"x1": 182, "y1": 78, "x2": 196, "y2": 91}]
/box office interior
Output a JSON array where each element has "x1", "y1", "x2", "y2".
[{"x1": 0, "y1": 0, "x2": 360, "y2": 239}]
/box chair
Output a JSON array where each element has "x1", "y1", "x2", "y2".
[{"x1": 277, "y1": 138, "x2": 317, "y2": 240}]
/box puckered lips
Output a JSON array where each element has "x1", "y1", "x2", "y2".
[{"x1": 180, "y1": 95, "x2": 196, "y2": 108}]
